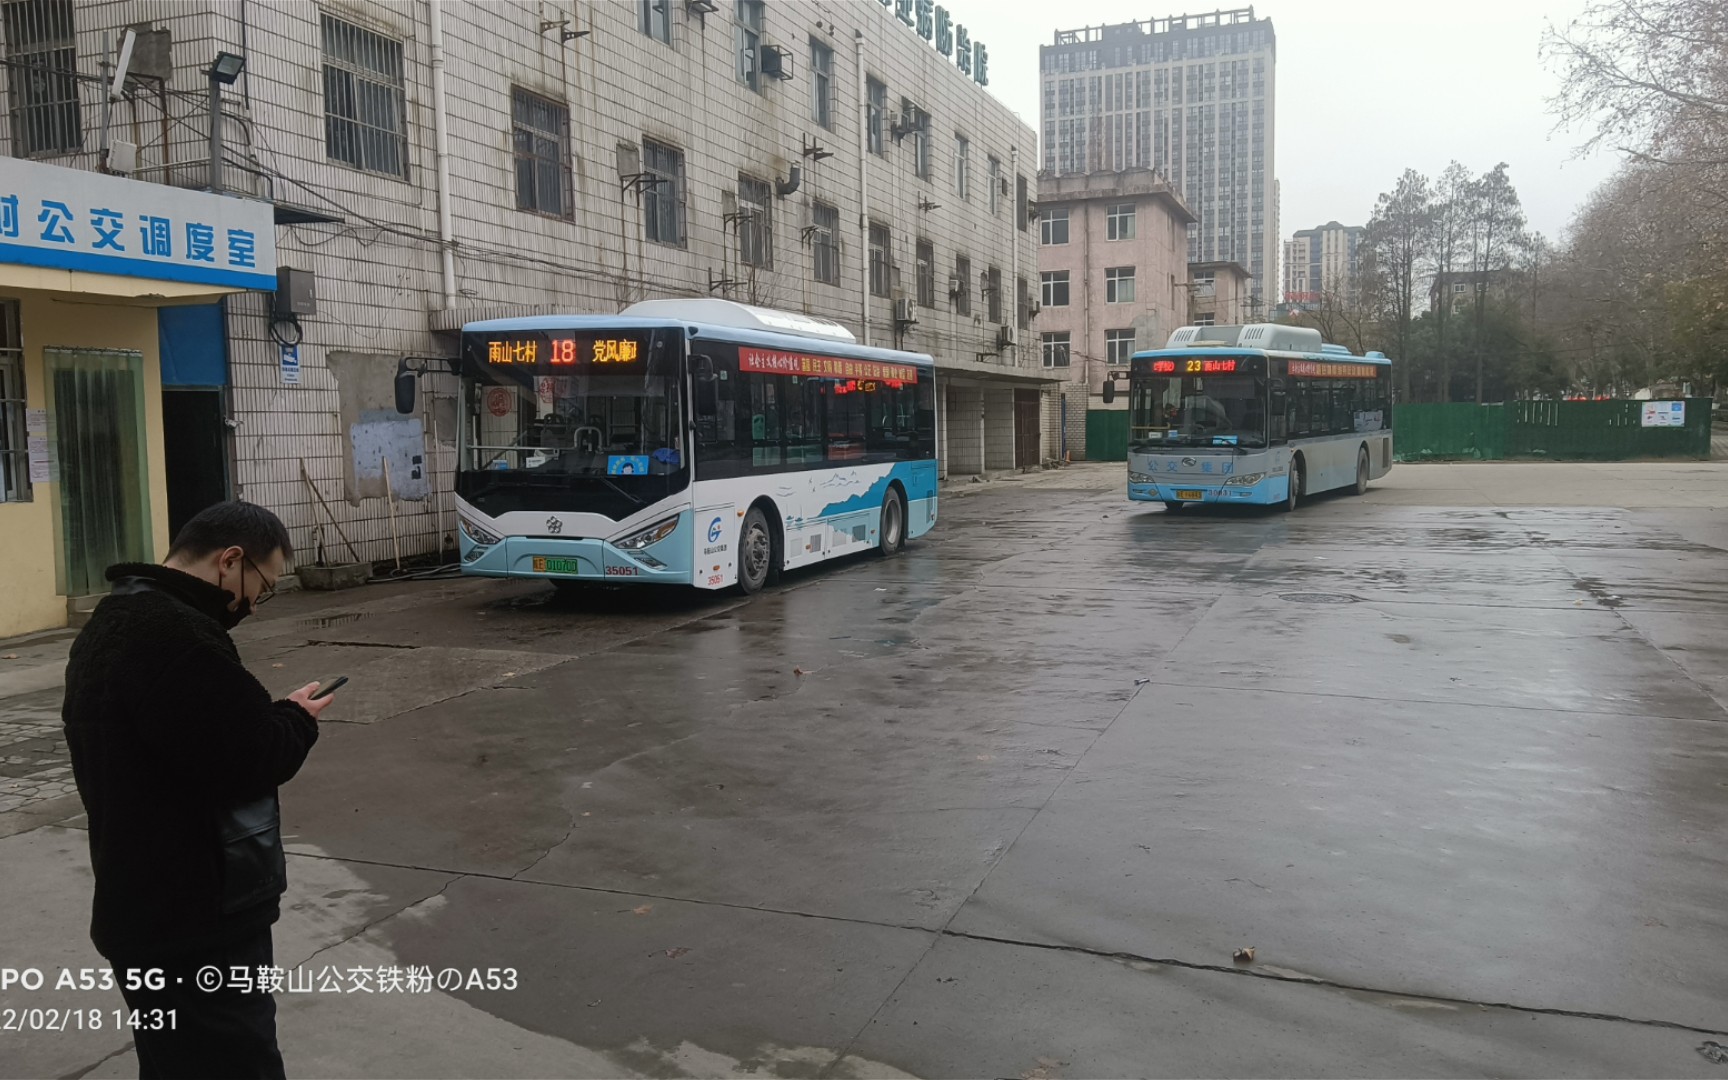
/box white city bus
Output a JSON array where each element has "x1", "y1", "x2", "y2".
[
  {"x1": 412, "y1": 299, "x2": 938, "y2": 594},
  {"x1": 1108, "y1": 324, "x2": 1393, "y2": 511}
]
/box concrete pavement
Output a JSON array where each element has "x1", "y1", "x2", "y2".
[{"x1": 4, "y1": 460, "x2": 1728, "y2": 1078}]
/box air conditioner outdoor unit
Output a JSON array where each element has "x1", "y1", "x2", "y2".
[
  {"x1": 893, "y1": 298, "x2": 917, "y2": 324},
  {"x1": 996, "y1": 325, "x2": 1017, "y2": 349},
  {"x1": 947, "y1": 275, "x2": 963, "y2": 296}
]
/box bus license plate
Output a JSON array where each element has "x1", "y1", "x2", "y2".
[
  {"x1": 533, "y1": 556, "x2": 582, "y2": 574},
  {"x1": 1176, "y1": 489, "x2": 1203, "y2": 501}
]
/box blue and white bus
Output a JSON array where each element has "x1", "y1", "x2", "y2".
[
  {"x1": 423, "y1": 299, "x2": 938, "y2": 594},
  {"x1": 1112, "y1": 324, "x2": 1393, "y2": 511}
]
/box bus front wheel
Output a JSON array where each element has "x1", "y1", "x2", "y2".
[
  {"x1": 736, "y1": 507, "x2": 773, "y2": 594},
  {"x1": 878, "y1": 487, "x2": 906, "y2": 555},
  {"x1": 1281, "y1": 457, "x2": 1303, "y2": 513}
]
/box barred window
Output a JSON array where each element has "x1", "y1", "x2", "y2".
[
  {"x1": 954, "y1": 255, "x2": 971, "y2": 315},
  {"x1": 737, "y1": 174, "x2": 772, "y2": 269},
  {"x1": 642, "y1": 139, "x2": 686, "y2": 246},
  {"x1": 0, "y1": 299, "x2": 27, "y2": 501},
  {"x1": 3, "y1": 0, "x2": 81, "y2": 156},
  {"x1": 915, "y1": 239, "x2": 934, "y2": 308},
  {"x1": 322, "y1": 14, "x2": 408, "y2": 178},
  {"x1": 868, "y1": 222, "x2": 891, "y2": 298},
  {"x1": 811, "y1": 201, "x2": 840, "y2": 286},
  {"x1": 512, "y1": 89, "x2": 572, "y2": 219}
]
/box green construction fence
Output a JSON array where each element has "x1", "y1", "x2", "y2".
[{"x1": 1392, "y1": 399, "x2": 1713, "y2": 462}]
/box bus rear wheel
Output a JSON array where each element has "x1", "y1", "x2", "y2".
[
  {"x1": 878, "y1": 487, "x2": 906, "y2": 555},
  {"x1": 736, "y1": 507, "x2": 773, "y2": 594},
  {"x1": 1281, "y1": 457, "x2": 1303, "y2": 513},
  {"x1": 1353, "y1": 447, "x2": 1370, "y2": 495}
]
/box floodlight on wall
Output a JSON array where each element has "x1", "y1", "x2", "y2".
[
  {"x1": 207, "y1": 51, "x2": 246, "y2": 83},
  {"x1": 206, "y1": 51, "x2": 247, "y2": 193}
]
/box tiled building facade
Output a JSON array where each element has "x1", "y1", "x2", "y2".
[
  {"x1": 15, "y1": 0, "x2": 1049, "y2": 578},
  {"x1": 1032, "y1": 168, "x2": 1193, "y2": 460},
  {"x1": 1040, "y1": 8, "x2": 1277, "y2": 311}
]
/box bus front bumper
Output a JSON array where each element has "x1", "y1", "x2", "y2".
[
  {"x1": 1128, "y1": 473, "x2": 1285, "y2": 505},
  {"x1": 459, "y1": 533, "x2": 692, "y2": 584}
]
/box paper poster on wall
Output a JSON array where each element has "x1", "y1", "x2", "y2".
[
  {"x1": 26, "y1": 435, "x2": 49, "y2": 483},
  {"x1": 280, "y1": 343, "x2": 300, "y2": 386},
  {"x1": 1641, "y1": 401, "x2": 1684, "y2": 428}
]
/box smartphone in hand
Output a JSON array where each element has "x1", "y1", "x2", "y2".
[{"x1": 310, "y1": 676, "x2": 348, "y2": 700}]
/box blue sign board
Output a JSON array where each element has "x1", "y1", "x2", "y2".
[{"x1": 0, "y1": 156, "x2": 277, "y2": 291}]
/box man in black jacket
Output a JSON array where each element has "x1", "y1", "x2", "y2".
[{"x1": 63, "y1": 501, "x2": 333, "y2": 1079}]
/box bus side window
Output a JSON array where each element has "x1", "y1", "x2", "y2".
[{"x1": 1269, "y1": 378, "x2": 1289, "y2": 442}]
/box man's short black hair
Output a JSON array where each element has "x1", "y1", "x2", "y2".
[{"x1": 167, "y1": 501, "x2": 294, "y2": 563}]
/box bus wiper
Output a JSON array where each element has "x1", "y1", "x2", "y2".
[{"x1": 595, "y1": 475, "x2": 646, "y2": 506}]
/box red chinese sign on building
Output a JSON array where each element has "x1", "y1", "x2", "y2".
[{"x1": 739, "y1": 348, "x2": 920, "y2": 383}]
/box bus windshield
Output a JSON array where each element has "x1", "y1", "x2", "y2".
[
  {"x1": 456, "y1": 327, "x2": 688, "y2": 518},
  {"x1": 1129, "y1": 370, "x2": 1267, "y2": 449}
]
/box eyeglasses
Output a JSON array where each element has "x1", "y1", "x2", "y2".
[{"x1": 244, "y1": 553, "x2": 278, "y2": 606}]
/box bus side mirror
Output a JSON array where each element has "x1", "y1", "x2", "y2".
[
  {"x1": 394, "y1": 363, "x2": 417, "y2": 415},
  {"x1": 1101, "y1": 380, "x2": 1116, "y2": 405}
]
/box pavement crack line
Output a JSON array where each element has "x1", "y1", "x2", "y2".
[
  {"x1": 293, "y1": 872, "x2": 465, "y2": 971},
  {"x1": 937, "y1": 927, "x2": 1728, "y2": 1038},
  {"x1": 822, "y1": 585, "x2": 1221, "y2": 1078},
  {"x1": 302, "y1": 638, "x2": 421, "y2": 650},
  {"x1": 59, "y1": 1038, "x2": 137, "y2": 1080},
  {"x1": 286, "y1": 851, "x2": 1728, "y2": 1039}
]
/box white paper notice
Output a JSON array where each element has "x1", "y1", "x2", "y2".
[{"x1": 26, "y1": 434, "x2": 49, "y2": 483}]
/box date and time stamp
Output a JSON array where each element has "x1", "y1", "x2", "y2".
[{"x1": 2, "y1": 965, "x2": 519, "y2": 1033}]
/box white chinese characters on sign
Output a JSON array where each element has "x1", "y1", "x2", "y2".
[{"x1": 0, "y1": 156, "x2": 277, "y2": 291}]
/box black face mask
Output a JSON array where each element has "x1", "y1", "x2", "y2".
[
  {"x1": 216, "y1": 562, "x2": 255, "y2": 630},
  {"x1": 219, "y1": 597, "x2": 253, "y2": 630}
]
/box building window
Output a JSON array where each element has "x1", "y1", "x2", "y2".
[
  {"x1": 987, "y1": 156, "x2": 1001, "y2": 214},
  {"x1": 3, "y1": 0, "x2": 80, "y2": 156},
  {"x1": 321, "y1": 13, "x2": 409, "y2": 178},
  {"x1": 1041, "y1": 205, "x2": 1069, "y2": 245},
  {"x1": 1017, "y1": 275, "x2": 1030, "y2": 330},
  {"x1": 736, "y1": 0, "x2": 764, "y2": 91},
  {"x1": 1106, "y1": 329, "x2": 1136, "y2": 365},
  {"x1": 511, "y1": 88, "x2": 572, "y2": 219},
  {"x1": 954, "y1": 134, "x2": 969, "y2": 200},
  {"x1": 916, "y1": 239, "x2": 935, "y2": 308},
  {"x1": 954, "y1": 255, "x2": 971, "y2": 315},
  {"x1": 0, "y1": 299, "x2": 26, "y2": 501},
  {"x1": 642, "y1": 138, "x2": 685, "y2": 246},
  {"x1": 986, "y1": 266, "x2": 1002, "y2": 323},
  {"x1": 737, "y1": 174, "x2": 772, "y2": 269},
  {"x1": 1041, "y1": 331, "x2": 1071, "y2": 369},
  {"x1": 811, "y1": 201, "x2": 840, "y2": 286},
  {"x1": 1192, "y1": 313, "x2": 1215, "y2": 326},
  {"x1": 1453, "y1": 281, "x2": 1467, "y2": 294},
  {"x1": 1106, "y1": 203, "x2": 1136, "y2": 240},
  {"x1": 810, "y1": 40, "x2": 833, "y2": 129},
  {"x1": 868, "y1": 222, "x2": 891, "y2": 298},
  {"x1": 1105, "y1": 266, "x2": 1135, "y2": 304},
  {"x1": 1016, "y1": 174, "x2": 1028, "y2": 232},
  {"x1": 641, "y1": 0, "x2": 670, "y2": 44},
  {"x1": 866, "y1": 77, "x2": 886, "y2": 155},
  {"x1": 905, "y1": 102, "x2": 931, "y2": 180},
  {"x1": 1041, "y1": 270, "x2": 1070, "y2": 307}
]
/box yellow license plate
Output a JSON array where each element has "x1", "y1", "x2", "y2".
[{"x1": 1176, "y1": 489, "x2": 1203, "y2": 500}]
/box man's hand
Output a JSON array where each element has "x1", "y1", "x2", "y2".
[{"x1": 287, "y1": 682, "x2": 336, "y2": 721}]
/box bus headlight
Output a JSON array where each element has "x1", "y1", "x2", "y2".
[
  {"x1": 459, "y1": 516, "x2": 503, "y2": 547},
  {"x1": 1223, "y1": 472, "x2": 1267, "y2": 486},
  {"x1": 615, "y1": 515, "x2": 680, "y2": 550},
  {"x1": 1128, "y1": 470, "x2": 1155, "y2": 483}
]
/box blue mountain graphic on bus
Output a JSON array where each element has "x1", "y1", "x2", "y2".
[{"x1": 816, "y1": 471, "x2": 895, "y2": 520}]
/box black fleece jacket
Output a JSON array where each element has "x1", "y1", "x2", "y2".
[{"x1": 62, "y1": 563, "x2": 319, "y2": 961}]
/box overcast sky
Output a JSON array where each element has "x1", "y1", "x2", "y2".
[{"x1": 964, "y1": 0, "x2": 1623, "y2": 242}]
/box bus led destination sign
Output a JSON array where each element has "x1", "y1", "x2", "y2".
[
  {"x1": 1289, "y1": 360, "x2": 1378, "y2": 379},
  {"x1": 482, "y1": 335, "x2": 644, "y2": 367},
  {"x1": 739, "y1": 347, "x2": 920, "y2": 384},
  {"x1": 1151, "y1": 358, "x2": 1238, "y2": 374}
]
